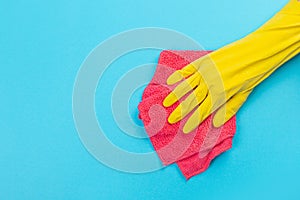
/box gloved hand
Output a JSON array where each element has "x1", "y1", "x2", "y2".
[{"x1": 163, "y1": 0, "x2": 300, "y2": 134}]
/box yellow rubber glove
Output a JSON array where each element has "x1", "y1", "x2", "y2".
[{"x1": 163, "y1": 0, "x2": 300, "y2": 134}]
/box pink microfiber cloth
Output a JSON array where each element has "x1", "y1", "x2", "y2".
[{"x1": 138, "y1": 50, "x2": 237, "y2": 179}]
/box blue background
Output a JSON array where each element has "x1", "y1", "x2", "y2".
[{"x1": 1, "y1": 0, "x2": 300, "y2": 199}]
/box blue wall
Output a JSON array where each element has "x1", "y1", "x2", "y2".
[{"x1": 1, "y1": 0, "x2": 299, "y2": 199}]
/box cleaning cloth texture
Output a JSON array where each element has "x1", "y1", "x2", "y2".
[{"x1": 138, "y1": 50, "x2": 237, "y2": 179}]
